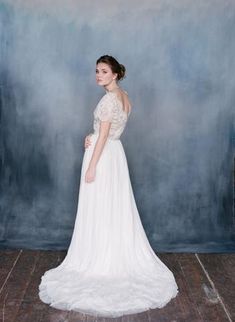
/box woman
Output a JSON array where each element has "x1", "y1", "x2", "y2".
[{"x1": 39, "y1": 55, "x2": 179, "y2": 318}]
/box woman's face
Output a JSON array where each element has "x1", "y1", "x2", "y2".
[{"x1": 96, "y1": 62, "x2": 117, "y2": 86}]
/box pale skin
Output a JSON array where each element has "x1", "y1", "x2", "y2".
[{"x1": 84, "y1": 62, "x2": 132, "y2": 183}]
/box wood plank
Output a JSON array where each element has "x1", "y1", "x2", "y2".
[
  {"x1": 177, "y1": 253, "x2": 229, "y2": 322},
  {"x1": 13, "y1": 250, "x2": 68, "y2": 322},
  {"x1": 67, "y1": 310, "x2": 87, "y2": 321},
  {"x1": 0, "y1": 249, "x2": 40, "y2": 322},
  {"x1": 125, "y1": 310, "x2": 150, "y2": 322},
  {"x1": 36, "y1": 250, "x2": 71, "y2": 322},
  {"x1": 1, "y1": 250, "x2": 233, "y2": 322},
  {"x1": 0, "y1": 250, "x2": 21, "y2": 293},
  {"x1": 40, "y1": 308, "x2": 70, "y2": 322},
  {"x1": 148, "y1": 253, "x2": 182, "y2": 322},
  {"x1": 149, "y1": 253, "x2": 202, "y2": 322},
  {"x1": 197, "y1": 253, "x2": 235, "y2": 321}
]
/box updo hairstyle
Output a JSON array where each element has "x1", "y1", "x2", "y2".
[{"x1": 96, "y1": 55, "x2": 126, "y2": 81}]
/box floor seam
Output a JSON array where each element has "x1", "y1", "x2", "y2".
[
  {"x1": 0, "y1": 249, "x2": 23, "y2": 295},
  {"x1": 195, "y1": 253, "x2": 232, "y2": 322}
]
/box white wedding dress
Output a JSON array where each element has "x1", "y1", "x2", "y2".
[{"x1": 39, "y1": 90, "x2": 179, "y2": 318}]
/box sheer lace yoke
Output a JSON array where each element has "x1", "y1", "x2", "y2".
[
  {"x1": 93, "y1": 90, "x2": 131, "y2": 140},
  {"x1": 107, "y1": 90, "x2": 132, "y2": 117}
]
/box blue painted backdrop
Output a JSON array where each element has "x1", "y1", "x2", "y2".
[{"x1": 0, "y1": 0, "x2": 234, "y2": 252}]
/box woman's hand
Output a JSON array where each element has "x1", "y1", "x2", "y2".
[
  {"x1": 84, "y1": 133, "x2": 93, "y2": 149},
  {"x1": 85, "y1": 166, "x2": 96, "y2": 183}
]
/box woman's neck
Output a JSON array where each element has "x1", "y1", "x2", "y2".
[{"x1": 104, "y1": 83, "x2": 120, "y2": 92}]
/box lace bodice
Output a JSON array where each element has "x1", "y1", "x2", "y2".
[{"x1": 93, "y1": 91, "x2": 131, "y2": 140}]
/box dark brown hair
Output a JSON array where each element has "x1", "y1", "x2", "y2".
[{"x1": 96, "y1": 55, "x2": 126, "y2": 81}]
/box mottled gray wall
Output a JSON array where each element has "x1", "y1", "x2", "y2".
[{"x1": 0, "y1": 0, "x2": 234, "y2": 252}]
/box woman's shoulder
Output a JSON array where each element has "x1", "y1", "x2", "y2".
[
  {"x1": 96, "y1": 91, "x2": 116, "y2": 111},
  {"x1": 106, "y1": 88, "x2": 128, "y2": 95},
  {"x1": 107, "y1": 89, "x2": 132, "y2": 116},
  {"x1": 98, "y1": 91, "x2": 119, "y2": 106},
  {"x1": 105, "y1": 89, "x2": 129, "y2": 102},
  {"x1": 98, "y1": 89, "x2": 132, "y2": 112}
]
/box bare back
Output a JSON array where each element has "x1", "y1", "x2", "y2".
[{"x1": 111, "y1": 88, "x2": 132, "y2": 115}]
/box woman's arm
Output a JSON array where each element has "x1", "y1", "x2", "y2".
[{"x1": 85, "y1": 121, "x2": 111, "y2": 183}]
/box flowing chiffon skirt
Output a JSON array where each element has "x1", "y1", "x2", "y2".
[{"x1": 39, "y1": 133, "x2": 179, "y2": 318}]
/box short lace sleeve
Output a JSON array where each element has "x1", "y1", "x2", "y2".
[{"x1": 96, "y1": 93, "x2": 115, "y2": 122}]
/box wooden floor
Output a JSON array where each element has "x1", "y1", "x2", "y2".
[{"x1": 0, "y1": 250, "x2": 234, "y2": 322}]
